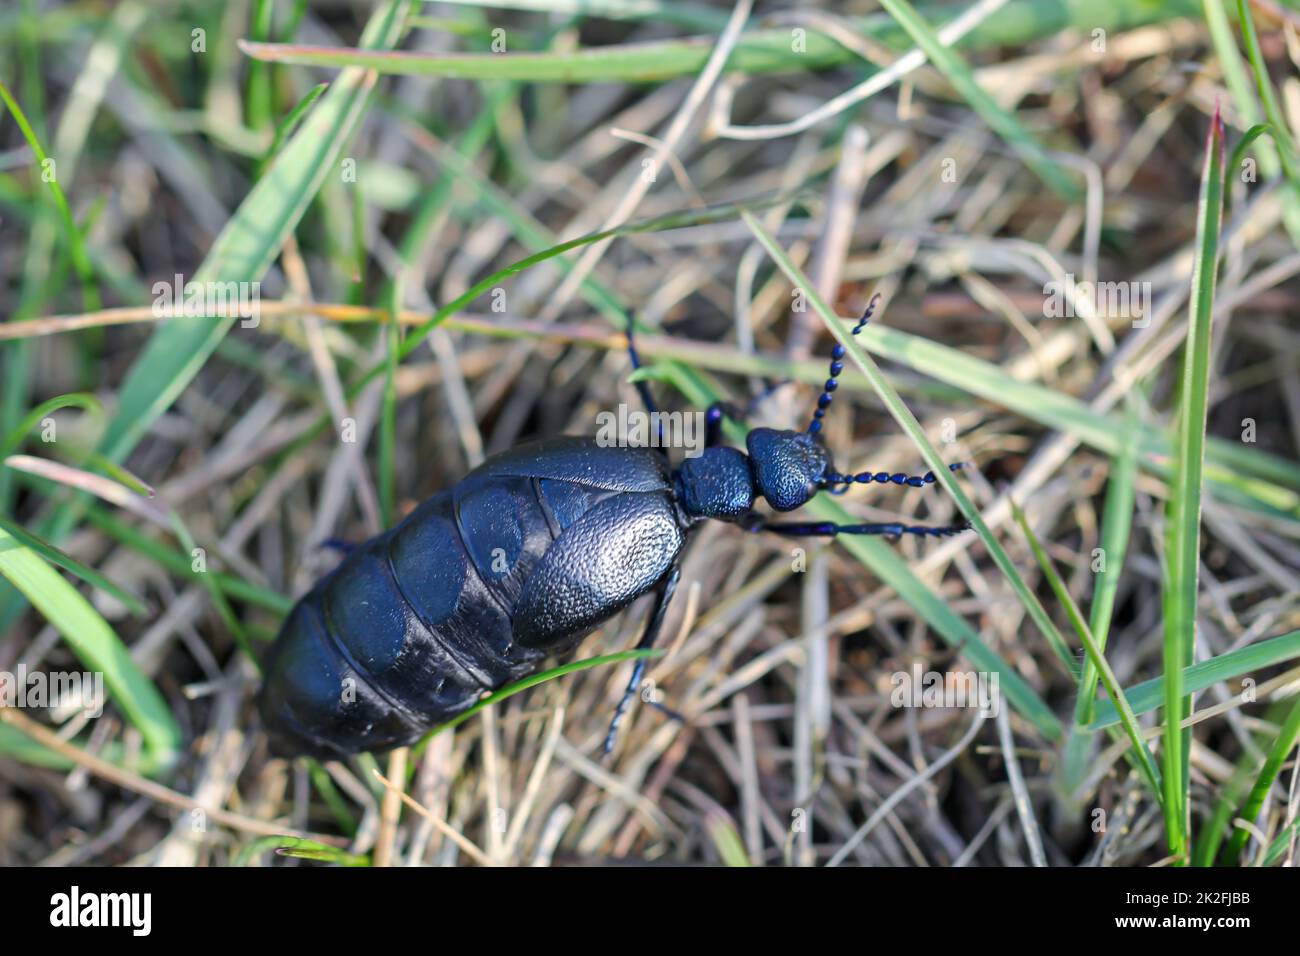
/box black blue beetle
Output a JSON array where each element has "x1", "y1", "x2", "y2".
[{"x1": 258, "y1": 295, "x2": 971, "y2": 759}]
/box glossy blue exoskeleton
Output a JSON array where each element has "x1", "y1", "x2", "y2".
[{"x1": 258, "y1": 295, "x2": 971, "y2": 758}]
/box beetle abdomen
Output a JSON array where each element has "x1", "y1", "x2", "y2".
[
  {"x1": 259, "y1": 438, "x2": 683, "y2": 759},
  {"x1": 260, "y1": 482, "x2": 544, "y2": 758}
]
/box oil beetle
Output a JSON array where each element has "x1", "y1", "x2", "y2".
[{"x1": 258, "y1": 295, "x2": 971, "y2": 759}]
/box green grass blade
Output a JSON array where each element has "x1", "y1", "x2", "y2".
[
  {"x1": 1261, "y1": 816, "x2": 1300, "y2": 866},
  {"x1": 411, "y1": 649, "x2": 663, "y2": 756},
  {"x1": 344, "y1": 194, "x2": 792, "y2": 407},
  {"x1": 1232, "y1": 0, "x2": 1300, "y2": 247},
  {"x1": 259, "y1": 82, "x2": 328, "y2": 170},
  {"x1": 0, "y1": 79, "x2": 99, "y2": 311},
  {"x1": 1235, "y1": 0, "x2": 1300, "y2": 195},
  {"x1": 1160, "y1": 107, "x2": 1225, "y2": 862},
  {"x1": 876, "y1": 0, "x2": 1078, "y2": 200},
  {"x1": 305, "y1": 757, "x2": 359, "y2": 835},
  {"x1": 236, "y1": 835, "x2": 369, "y2": 867},
  {"x1": 1226, "y1": 123, "x2": 1274, "y2": 208},
  {"x1": 263, "y1": 196, "x2": 768, "y2": 495},
  {"x1": 0, "y1": 523, "x2": 179, "y2": 762},
  {"x1": 0, "y1": 391, "x2": 103, "y2": 459},
  {"x1": 163, "y1": 508, "x2": 258, "y2": 671},
  {"x1": 0, "y1": 724, "x2": 170, "y2": 774},
  {"x1": 1011, "y1": 500, "x2": 1162, "y2": 798},
  {"x1": 0, "y1": 515, "x2": 145, "y2": 616},
  {"x1": 1061, "y1": 414, "x2": 1139, "y2": 790},
  {"x1": 246, "y1": 0, "x2": 276, "y2": 131},
  {"x1": 385, "y1": 109, "x2": 627, "y2": 323},
  {"x1": 275, "y1": 838, "x2": 370, "y2": 866},
  {"x1": 1202, "y1": 0, "x2": 1297, "y2": 247},
  {"x1": 1203, "y1": 0, "x2": 1262, "y2": 143},
  {"x1": 812, "y1": 495, "x2": 1064, "y2": 740},
  {"x1": 235, "y1": 32, "x2": 844, "y2": 82},
  {"x1": 331, "y1": 285, "x2": 1300, "y2": 519},
  {"x1": 1081, "y1": 418, "x2": 1139, "y2": 712},
  {"x1": 239, "y1": 0, "x2": 1200, "y2": 84},
  {"x1": 1194, "y1": 751, "x2": 1257, "y2": 867},
  {"x1": 1086, "y1": 629, "x2": 1300, "y2": 730},
  {"x1": 379, "y1": 275, "x2": 402, "y2": 528},
  {"x1": 1224, "y1": 696, "x2": 1300, "y2": 863},
  {"x1": 82, "y1": 454, "x2": 154, "y2": 499},
  {"x1": 95, "y1": 0, "x2": 410, "y2": 468},
  {"x1": 85, "y1": 508, "x2": 293, "y2": 616},
  {"x1": 0, "y1": 0, "x2": 413, "y2": 633},
  {"x1": 705, "y1": 815, "x2": 752, "y2": 867},
  {"x1": 840, "y1": 321, "x2": 1300, "y2": 518},
  {"x1": 569, "y1": 293, "x2": 1288, "y2": 516},
  {"x1": 742, "y1": 209, "x2": 1080, "y2": 682}
]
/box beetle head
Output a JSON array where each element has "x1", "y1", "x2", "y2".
[{"x1": 745, "y1": 427, "x2": 832, "y2": 512}]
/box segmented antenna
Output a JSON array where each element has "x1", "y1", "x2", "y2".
[
  {"x1": 822, "y1": 461, "x2": 970, "y2": 489},
  {"x1": 808, "y1": 293, "x2": 880, "y2": 435}
]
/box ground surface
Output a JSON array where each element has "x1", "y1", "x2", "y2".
[{"x1": 1, "y1": 1, "x2": 1298, "y2": 867}]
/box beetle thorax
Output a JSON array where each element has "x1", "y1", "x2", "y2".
[{"x1": 674, "y1": 446, "x2": 754, "y2": 521}]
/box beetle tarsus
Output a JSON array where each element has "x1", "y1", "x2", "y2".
[
  {"x1": 741, "y1": 515, "x2": 972, "y2": 539},
  {"x1": 646, "y1": 699, "x2": 686, "y2": 724}
]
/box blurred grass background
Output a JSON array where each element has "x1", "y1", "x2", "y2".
[{"x1": 1, "y1": 0, "x2": 1299, "y2": 866}]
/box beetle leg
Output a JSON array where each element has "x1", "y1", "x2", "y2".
[
  {"x1": 623, "y1": 312, "x2": 669, "y2": 457},
  {"x1": 705, "y1": 380, "x2": 794, "y2": 448},
  {"x1": 603, "y1": 564, "x2": 681, "y2": 755},
  {"x1": 318, "y1": 537, "x2": 356, "y2": 554},
  {"x1": 741, "y1": 514, "x2": 972, "y2": 540},
  {"x1": 705, "y1": 402, "x2": 738, "y2": 447}
]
